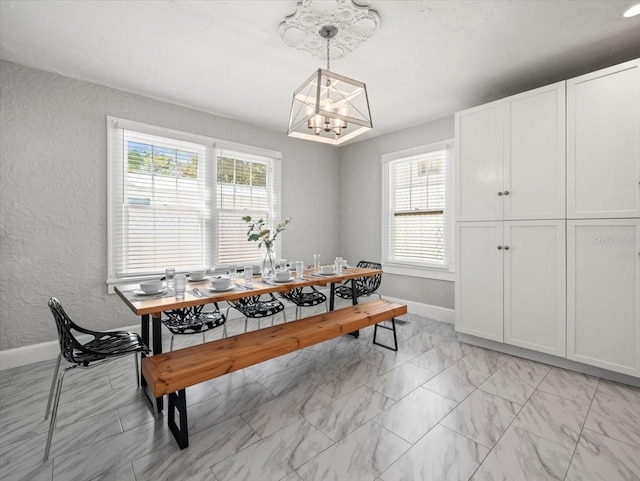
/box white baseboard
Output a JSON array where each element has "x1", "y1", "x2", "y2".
[
  {"x1": 381, "y1": 296, "x2": 455, "y2": 324},
  {"x1": 0, "y1": 296, "x2": 454, "y2": 371},
  {"x1": 0, "y1": 324, "x2": 140, "y2": 371}
]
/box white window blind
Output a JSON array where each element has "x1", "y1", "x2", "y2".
[
  {"x1": 216, "y1": 148, "x2": 281, "y2": 265},
  {"x1": 107, "y1": 117, "x2": 282, "y2": 286},
  {"x1": 382, "y1": 140, "x2": 454, "y2": 272}
]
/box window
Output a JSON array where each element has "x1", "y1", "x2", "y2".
[
  {"x1": 382, "y1": 140, "x2": 454, "y2": 280},
  {"x1": 216, "y1": 149, "x2": 280, "y2": 265},
  {"x1": 107, "y1": 117, "x2": 281, "y2": 287}
]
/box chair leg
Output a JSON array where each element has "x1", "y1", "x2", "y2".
[
  {"x1": 282, "y1": 309, "x2": 287, "y2": 324},
  {"x1": 170, "y1": 335, "x2": 175, "y2": 352},
  {"x1": 44, "y1": 365, "x2": 75, "y2": 460},
  {"x1": 202, "y1": 331, "x2": 206, "y2": 344},
  {"x1": 44, "y1": 353, "x2": 62, "y2": 420}
]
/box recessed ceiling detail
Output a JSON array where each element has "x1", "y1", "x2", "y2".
[{"x1": 278, "y1": 0, "x2": 380, "y2": 60}]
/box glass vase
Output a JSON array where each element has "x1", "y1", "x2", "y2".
[{"x1": 262, "y1": 246, "x2": 275, "y2": 280}]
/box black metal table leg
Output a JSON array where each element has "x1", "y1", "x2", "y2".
[
  {"x1": 329, "y1": 282, "x2": 335, "y2": 311},
  {"x1": 140, "y1": 313, "x2": 164, "y2": 413},
  {"x1": 168, "y1": 389, "x2": 189, "y2": 449},
  {"x1": 141, "y1": 313, "x2": 150, "y2": 348},
  {"x1": 350, "y1": 278, "x2": 359, "y2": 338},
  {"x1": 373, "y1": 317, "x2": 398, "y2": 351}
]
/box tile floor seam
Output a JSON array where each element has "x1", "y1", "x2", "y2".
[
  {"x1": 465, "y1": 383, "x2": 528, "y2": 481},
  {"x1": 561, "y1": 377, "x2": 600, "y2": 481}
]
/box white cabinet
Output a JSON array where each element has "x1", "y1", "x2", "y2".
[
  {"x1": 456, "y1": 82, "x2": 565, "y2": 222},
  {"x1": 455, "y1": 103, "x2": 504, "y2": 221},
  {"x1": 503, "y1": 221, "x2": 566, "y2": 356},
  {"x1": 456, "y1": 222, "x2": 504, "y2": 342},
  {"x1": 456, "y1": 220, "x2": 566, "y2": 355},
  {"x1": 567, "y1": 219, "x2": 640, "y2": 377},
  {"x1": 567, "y1": 59, "x2": 640, "y2": 219}
]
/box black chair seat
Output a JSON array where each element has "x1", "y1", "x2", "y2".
[
  {"x1": 280, "y1": 287, "x2": 326, "y2": 307},
  {"x1": 227, "y1": 294, "x2": 287, "y2": 332},
  {"x1": 71, "y1": 333, "x2": 146, "y2": 364},
  {"x1": 229, "y1": 294, "x2": 285, "y2": 318},
  {"x1": 163, "y1": 305, "x2": 225, "y2": 335}
]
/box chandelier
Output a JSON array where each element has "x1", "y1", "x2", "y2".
[{"x1": 282, "y1": 1, "x2": 378, "y2": 146}]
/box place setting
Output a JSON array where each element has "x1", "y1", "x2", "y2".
[{"x1": 129, "y1": 279, "x2": 173, "y2": 300}]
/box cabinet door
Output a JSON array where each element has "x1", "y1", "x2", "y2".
[
  {"x1": 567, "y1": 219, "x2": 640, "y2": 377},
  {"x1": 456, "y1": 103, "x2": 504, "y2": 221},
  {"x1": 504, "y1": 83, "x2": 566, "y2": 220},
  {"x1": 567, "y1": 59, "x2": 640, "y2": 218},
  {"x1": 504, "y1": 221, "x2": 566, "y2": 356},
  {"x1": 455, "y1": 222, "x2": 504, "y2": 341}
]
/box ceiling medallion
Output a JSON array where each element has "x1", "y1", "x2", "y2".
[{"x1": 278, "y1": 0, "x2": 380, "y2": 60}]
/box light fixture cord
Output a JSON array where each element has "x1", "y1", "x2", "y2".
[{"x1": 326, "y1": 35, "x2": 330, "y2": 72}]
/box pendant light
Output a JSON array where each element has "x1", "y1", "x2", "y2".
[{"x1": 287, "y1": 24, "x2": 373, "y2": 146}]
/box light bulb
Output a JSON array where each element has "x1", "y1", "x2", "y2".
[{"x1": 623, "y1": 3, "x2": 640, "y2": 17}]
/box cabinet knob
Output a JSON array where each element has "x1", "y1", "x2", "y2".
[
  {"x1": 504, "y1": 246, "x2": 510, "y2": 250},
  {"x1": 497, "y1": 245, "x2": 503, "y2": 250},
  {"x1": 497, "y1": 192, "x2": 503, "y2": 196},
  {"x1": 503, "y1": 191, "x2": 510, "y2": 196}
]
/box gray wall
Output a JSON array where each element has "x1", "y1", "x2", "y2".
[
  {"x1": 338, "y1": 117, "x2": 455, "y2": 309},
  {"x1": 0, "y1": 60, "x2": 340, "y2": 350}
]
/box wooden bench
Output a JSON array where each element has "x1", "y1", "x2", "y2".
[{"x1": 142, "y1": 299, "x2": 407, "y2": 448}]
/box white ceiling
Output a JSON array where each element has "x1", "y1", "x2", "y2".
[{"x1": 1, "y1": 1, "x2": 639, "y2": 144}]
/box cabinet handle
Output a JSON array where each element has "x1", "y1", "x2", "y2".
[
  {"x1": 504, "y1": 246, "x2": 510, "y2": 250},
  {"x1": 503, "y1": 191, "x2": 510, "y2": 196},
  {"x1": 497, "y1": 192, "x2": 503, "y2": 196},
  {"x1": 497, "y1": 245, "x2": 503, "y2": 250}
]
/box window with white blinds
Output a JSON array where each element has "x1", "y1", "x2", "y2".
[
  {"x1": 382, "y1": 140, "x2": 454, "y2": 275},
  {"x1": 107, "y1": 117, "x2": 281, "y2": 285},
  {"x1": 216, "y1": 149, "x2": 280, "y2": 265}
]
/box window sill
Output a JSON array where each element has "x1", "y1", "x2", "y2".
[{"x1": 382, "y1": 263, "x2": 455, "y2": 282}]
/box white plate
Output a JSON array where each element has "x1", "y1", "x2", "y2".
[
  {"x1": 318, "y1": 272, "x2": 336, "y2": 276},
  {"x1": 208, "y1": 285, "x2": 236, "y2": 292},
  {"x1": 274, "y1": 277, "x2": 294, "y2": 283},
  {"x1": 134, "y1": 287, "x2": 168, "y2": 296},
  {"x1": 188, "y1": 276, "x2": 210, "y2": 282}
]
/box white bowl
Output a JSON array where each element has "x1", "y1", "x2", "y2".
[
  {"x1": 251, "y1": 263, "x2": 262, "y2": 274},
  {"x1": 190, "y1": 270, "x2": 207, "y2": 281},
  {"x1": 211, "y1": 277, "x2": 231, "y2": 290},
  {"x1": 320, "y1": 265, "x2": 335, "y2": 275},
  {"x1": 274, "y1": 271, "x2": 290, "y2": 281},
  {"x1": 140, "y1": 280, "x2": 163, "y2": 294}
]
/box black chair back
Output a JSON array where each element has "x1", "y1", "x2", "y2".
[
  {"x1": 355, "y1": 260, "x2": 382, "y2": 296},
  {"x1": 48, "y1": 297, "x2": 87, "y2": 364}
]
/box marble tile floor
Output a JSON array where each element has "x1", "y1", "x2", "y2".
[{"x1": 1, "y1": 302, "x2": 639, "y2": 481}]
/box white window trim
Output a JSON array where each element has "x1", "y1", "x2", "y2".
[
  {"x1": 106, "y1": 116, "x2": 281, "y2": 292},
  {"x1": 381, "y1": 139, "x2": 455, "y2": 281}
]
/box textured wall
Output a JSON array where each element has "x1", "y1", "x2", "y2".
[
  {"x1": 338, "y1": 117, "x2": 456, "y2": 309},
  {"x1": 0, "y1": 60, "x2": 340, "y2": 350}
]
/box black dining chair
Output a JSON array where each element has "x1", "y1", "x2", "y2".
[
  {"x1": 280, "y1": 286, "x2": 327, "y2": 319},
  {"x1": 162, "y1": 304, "x2": 226, "y2": 351},
  {"x1": 335, "y1": 260, "x2": 383, "y2": 301},
  {"x1": 44, "y1": 297, "x2": 149, "y2": 460},
  {"x1": 226, "y1": 294, "x2": 287, "y2": 333}
]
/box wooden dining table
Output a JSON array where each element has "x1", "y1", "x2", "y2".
[{"x1": 114, "y1": 266, "x2": 382, "y2": 410}]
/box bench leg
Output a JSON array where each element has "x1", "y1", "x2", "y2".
[
  {"x1": 373, "y1": 318, "x2": 398, "y2": 352},
  {"x1": 168, "y1": 389, "x2": 189, "y2": 449}
]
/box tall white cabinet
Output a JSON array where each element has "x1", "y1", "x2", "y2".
[
  {"x1": 455, "y1": 58, "x2": 640, "y2": 378},
  {"x1": 455, "y1": 82, "x2": 567, "y2": 357},
  {"x1": 567, "y1": 61, "x2": 640, "y2": 219},
  {"x1": 567, "y1": 220, "x2": 640, "y2": 377}
]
